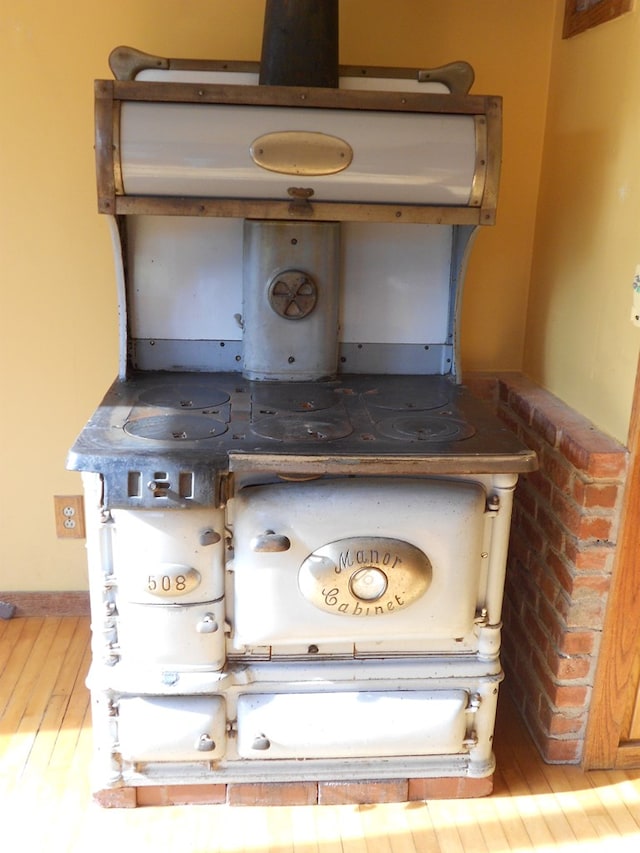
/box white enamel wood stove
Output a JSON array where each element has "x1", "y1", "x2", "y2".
[{"x1": 69, "y1": 12, "x2": 536, "y2": 804}]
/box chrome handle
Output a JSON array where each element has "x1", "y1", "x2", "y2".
[
  {"x1": 196, "y1": 613, "x2": 219, "y2": 634},
  {"x1": 251, "y1": 734, "x2": 271, "y2": 750},
  {"x1": 199, "y1": 527, "x2": 221, "y2": 546},
  {"x1": 250, "y1": 531, "x2": 291, "y2": 553},
  {"x1": 196, "y1": 733, "x2": 216, "y2": 752}
]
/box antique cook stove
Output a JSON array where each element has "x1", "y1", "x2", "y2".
[{"x1": 69, "y1": 2, "x2": 536, "y2": 805}]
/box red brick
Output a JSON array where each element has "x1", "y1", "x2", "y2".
[
  {"x1": 556, "y1": 594, "x2": 606, "y2": 630},
  {"x1": 136, "y1": 784, "x2": 227, "y2": 806},
  {"x1": 546, "y1": 548, "x2": 573, "y2": 592},
  {"x1": 540, "y1": 738, "x2": 583, "y2": 763},
  {"x1": 571, "y1": 573, "x2": 611, "y2": 597},
  {"x1": 319, "y1": 780, "x2": 408, "y2": 805},
  {"x1": 508, "y1": 532, "x2": 531, "y2": 570},
  {"x1": 407, "y1": 777, "x2": 493, "y2": 800},
  {"x1": 551, "y1": 683, "x2": 590, "y2": 708},
  {"x1": 525, "y1": 470, "x2": 553, "y2": 503},
  {"x1": 465, "y1": 372, "x2": 498, "y2": 403},
  {"x1": 497, "y1": 407, "x2": 524, "y2": 438},
  {"x1": 497, "y1": 378, "x2": 511, "y2": 403},
  {"x1": 529, "y1": 646, "x2": 559, "y2": 704},
  {"x1": 509, "y1": 390, "x2": 536, "y2": 425},
  {"x1": 546, "y1": 649, "x2": 592, "y2": 681},
  {"x1": 559, "y1": 431, "x2": 627, "y2": 479},
  {"x1": 540, "y1": 449, "x2": 573, "y2": 492},
  {"x1": 557, "y1": 630, "x2": 597, "y2": 656},
  {"x1": 572, "y1": 480, "x2": 620, "y2": 509},
  {"x1": 515, "y1": 480, "x2": 539, "y2": 518},
  {"x1": 531, "y1": 406, "x2": 560, "y2": 446},
  {"x1": 535, "y1": 505, "x2": 566, "y2": 551},
  {"x1": 227, "y1": 782, "x2": 318, "y2": 806},
  {"x1": 563, "y1": 538, "x2": 615, "y2": 572},
  {"x1": 519, "y1": 428, "x2": 545, "y2": 457},
  {"x1": 93, "y1": 787, "x2": 137, "y2": 808},
  {"x1": 514, "y1": 512, "x2": 547, "y2": 555},
  {"x1": 537, "y1": 594, "x2": 567, "y2": 642},
  {"x1": 539, "y1": 697, "x2": 587, "y2": 736},
  {"x1": 576, "y1": 515, "x2": 614, "y2": 541},
  {"x1": 522, "y1": 605, "x2": 551, "y2": 656}
]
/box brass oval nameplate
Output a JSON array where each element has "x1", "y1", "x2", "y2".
[
  {"x1": 298, "y1": 536, "x2": 432, "y2": 617},
  {"x1": 144, "y1": 563, "x2": 201, "y2": 598},
  {"x1": 250, "y1": 131, "x2": 353, "y2": 176}
]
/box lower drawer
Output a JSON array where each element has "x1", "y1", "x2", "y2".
[
  {"x1": 117, "y1": 695, "x2": 226, "y2": 762},
  {"x1": 237, "y1": 689, "x2": 470, "y2": 759}
]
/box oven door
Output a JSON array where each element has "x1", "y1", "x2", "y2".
[{"x1": 228, "y1": 477, "x2": 488, "y2": 655}]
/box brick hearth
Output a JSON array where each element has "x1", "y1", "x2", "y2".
[{"x1": 469, "y1": 372, "x2": 627, "y2": 763}]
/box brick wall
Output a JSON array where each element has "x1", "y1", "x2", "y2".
[{"x1": 468, "y1": 373, "x2": 628, "y2": 764}]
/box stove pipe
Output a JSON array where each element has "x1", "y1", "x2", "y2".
[{"x1": 259, "y1": 0, "x2": 339, "y2": 88}]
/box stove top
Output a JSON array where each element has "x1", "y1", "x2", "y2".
[{"x1": 69, "y1": 372, "x2": 535, "y2": 491}]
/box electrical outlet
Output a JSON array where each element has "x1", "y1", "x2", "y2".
[{"x1": 54, "y1": 495, "x2": 86, "y2": 539}]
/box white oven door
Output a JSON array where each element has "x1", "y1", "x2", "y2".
[{"x1": 229, "y1": 477, "x2": 487, "y2": 653}]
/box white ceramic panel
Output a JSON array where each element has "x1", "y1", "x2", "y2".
[
  {"x1": 135, "y1": 69, "x2": 447, "y2": 93},
  {"x1": 127, "y1": 216, "x2": 243, "y2": 341},
  {"x1": 230, "y1": 477, "x2": 487, "y2": 649},
  {"x1": 236, "y1": 690, "x2": 467, "y2": 758},
  {"x1": 136, "y1": 70, "x2": 259, "y2": 84},
  {"x1": 126, "y1": 218, "x2": 452, "y2": 348},
  {"x1": 341, "y1": 222, "x2": 451, "y2": 343},
  {"x1": 120, "y1": 102, "x2": 476, "y2": 205}
]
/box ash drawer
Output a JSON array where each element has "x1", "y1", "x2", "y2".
[
  {"x1": 237, "y1": 690, "x2": 468, "y2": 759},
  {"x1": 115, "y1": 599, "x2": 225, "y2": 670},
  {"x1": 117, "y1": 695, "x2": 226, "y2": 762}
]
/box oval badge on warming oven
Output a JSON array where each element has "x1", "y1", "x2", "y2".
[{"x1": 250, "y1": 131, "x2": 353, "y2": 176}]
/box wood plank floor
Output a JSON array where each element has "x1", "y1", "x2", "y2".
[{"x1": 2, "y1": 616, "x2": 640, "y2": 852}]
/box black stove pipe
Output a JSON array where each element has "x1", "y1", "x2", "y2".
[{"x1": 259, "y1": 0, "x2": 339, "y2": 88}]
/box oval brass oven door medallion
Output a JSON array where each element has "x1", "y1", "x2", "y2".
[
  {"x1": 250, "y1": 131, "x2": 353, "y2": 176},
  {"x1": 298, "y1": 537, "x2": 432, "y2": 617}
]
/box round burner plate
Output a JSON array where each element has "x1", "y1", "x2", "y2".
[
  {"x1": 251, "y1": 383, "x2": 338, "y2": 413},
  {"x1": 363, "y1": 386, "x2": 451, "y2": 412},
  {"x1": 137, "y1": 385, "x2": 230, "y2": 409},
  {"x1": 376, "y1": 414, "x2": 475, "y2": 442},
  {"x1": 251, "y1": 415, "x2": 352, "y2": 442},
  {"x1": 124, "y1": 414, "x2": 228, "y2": 441}
]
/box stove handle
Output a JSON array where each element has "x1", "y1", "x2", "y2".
[
  {"x1": 251, "y1": 734, "x2": 271, "y2": 751},
  {"x1": 196, "y1": 613, "x2": 219, "y2": 634},
  {"x1": 250, "y1": 531, "x2": 291, "y2": 553}
]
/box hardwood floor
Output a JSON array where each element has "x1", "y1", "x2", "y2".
[{"x1": 2, "y1": 615, "x2": 640, "y2": 852}]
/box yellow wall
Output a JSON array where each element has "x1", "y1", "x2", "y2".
[
  {"x1": 524, "y1": 4, "x2": 640, "y2": 444},
  {"x1": 0, "y1": 1, "x2": 554, "y2": 592}
]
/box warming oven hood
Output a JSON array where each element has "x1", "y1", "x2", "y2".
[{"x1": 96, "y1": 50, "x2": 501, "y2": 226}]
